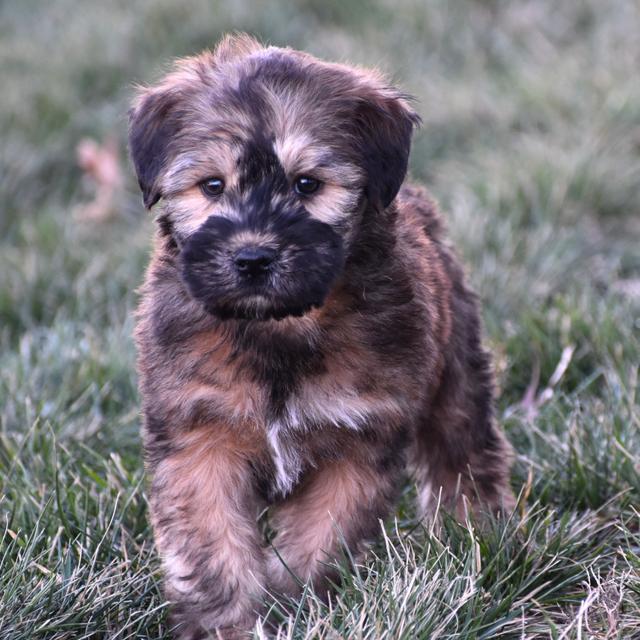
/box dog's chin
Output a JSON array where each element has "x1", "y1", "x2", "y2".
[
  {"x1": 202, "y1": 297, "x2": 322, "y2": 322},
  {"x1": 205, "y1": 302, "x2": 322, "y2": 322}
]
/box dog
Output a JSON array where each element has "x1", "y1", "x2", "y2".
[{"x1": 128, "y1": 33, "x2": 515, "y2": 639}]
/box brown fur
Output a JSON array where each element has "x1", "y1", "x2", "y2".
[{"x1": 129, "y1": 34, "x2": 515, "y2": 639}]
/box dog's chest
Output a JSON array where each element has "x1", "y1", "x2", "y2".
[
  {"x1": 263, "y1": 377, "x2": 406, "y2": 497},
  {"x1": 265, "y1": 384, "x2": 364, "y2": 496},
  {"x1": 194, "y1": 325, "x2": 408, "y2": 497}
]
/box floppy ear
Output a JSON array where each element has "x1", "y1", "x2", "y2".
[
  {"x1": 128, "y1": 87, "x2": 183, "y2": 209},
  {"x1": 351, "y1": 83, "x2": 421, "y2": 208},
  {"x1": 128, "y1": 37, "x2": 263, "y2": 210}
]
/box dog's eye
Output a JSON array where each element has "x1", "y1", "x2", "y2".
[
  {"x1": 294, "y1": 176, "x2": 320, "y2": 196},
  {"x1": 200, "y1": 177, "x2": 225, "y2": 197}
]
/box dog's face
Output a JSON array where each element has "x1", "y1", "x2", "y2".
[{"x1": 129, "y1": 35, "x2": 419, "y2": 320}]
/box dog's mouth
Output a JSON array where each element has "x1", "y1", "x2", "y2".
[
  {"x1": 179, "y1": 214, "x2": 345, "y2": 322},
  {"x1": 182, "y1": 268, "x2": 331, "y2": 321},
  {"x1": 205, "y1": 293, "x2": 323, "y2": 322}
]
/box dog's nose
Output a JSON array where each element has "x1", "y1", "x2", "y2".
[{"x1": 234, "y1": 246, "x2": 277, "y2": 277}]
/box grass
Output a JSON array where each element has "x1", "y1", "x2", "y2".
[{"x1": 1, "y1": 0, "x2": 639, "y2": 637}]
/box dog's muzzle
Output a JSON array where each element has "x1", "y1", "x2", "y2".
[{"x1": 179, "y1": 211, "x2": 345, "y2": 321}]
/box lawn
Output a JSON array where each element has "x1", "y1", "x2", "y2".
[{"x1": 1, "y1": 0, "x2": 639, "y2": 638}]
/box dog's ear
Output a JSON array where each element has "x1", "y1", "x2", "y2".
[
  {"x1": 350, "y1": 79, "x2": 421, "y2": 208},
  {"x1": 128, "y1": 86, "x2": 184, "y2": 210},
  {"x1": 129, "y1": 36, "x2": 263, "y2": 210}
]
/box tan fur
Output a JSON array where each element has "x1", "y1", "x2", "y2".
[
  {"x1": 266, "y1": 458, "x2": 395, "y2": 595},
  {"x1": 150, "y1": 427, "x2": 266, "y2": 633},
  {"x1": 161, "y1": 139, "x2": 241, "y2": 197}
]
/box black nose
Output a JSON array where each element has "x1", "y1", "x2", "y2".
[{"x1": 234, "y1": 246, "x2": 277, "y2": 277}]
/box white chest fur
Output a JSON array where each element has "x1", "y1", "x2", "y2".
[{"x1": 266, "y1": 385, "x2": 406, "y2": 495}]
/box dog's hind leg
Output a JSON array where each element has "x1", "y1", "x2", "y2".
[{"x1": 411, "y1": 288, "x2": 515, "y2": 520}]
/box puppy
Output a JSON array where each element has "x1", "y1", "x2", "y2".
[{"x1": 129, "y1": 33, "x2": 515, "y2": 639}]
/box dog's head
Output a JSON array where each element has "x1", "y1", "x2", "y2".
[{"x1": 129, "y1": 34, "x2": 420, "y2": 320}]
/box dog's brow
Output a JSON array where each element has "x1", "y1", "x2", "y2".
[{"x1": 159, "y1": 137, "x2": 243, "y2": 195}]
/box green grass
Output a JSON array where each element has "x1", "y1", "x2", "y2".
[{"x1": 1, "y1": 0, "x2": 639, "y2": 637}]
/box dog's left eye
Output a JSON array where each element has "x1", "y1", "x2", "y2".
[
  {"x1": 294, "y1": 176, "x2": 321, "y2": 195},
  {"x1": 200, "y1": 177, "x2": 225, "y2": 197}
]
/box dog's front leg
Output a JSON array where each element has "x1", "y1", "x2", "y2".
[
  {"x1": 267, "y1": 453, "x2": 402, "y2": 598},
  {"x1": 147, "y1": 426, "x2": 265, "y2": 640}
]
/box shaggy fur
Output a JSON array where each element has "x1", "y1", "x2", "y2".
[{"x1": 129, "y1": 34, "x2": 515, "y2": 639}]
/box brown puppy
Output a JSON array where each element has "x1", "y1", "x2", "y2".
[{"x1": 129, "y1": 34, "x2": 515, "y2": 639}]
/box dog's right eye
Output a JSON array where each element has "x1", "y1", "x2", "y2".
[
  {"x1": 294, "y1": 176, "x2": 321, "y2": 196},
  {"x1": 200, "y1": 177, "x2": 225, "y2": 197}
]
